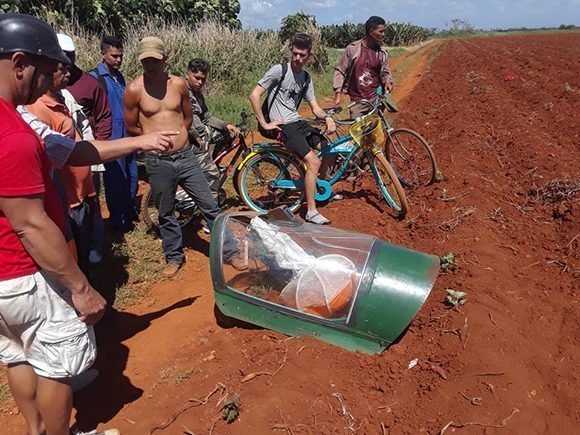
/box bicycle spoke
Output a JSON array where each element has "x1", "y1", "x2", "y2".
[
  {"x1": 141, "y1": 187, "x2": 198, "y2": 233},
  {"x1": 238, "y1": 152, "x2": 304, "y2": 213},
  {"x1": 386, "y1": 128, "x2": 437, "y2": 188}
]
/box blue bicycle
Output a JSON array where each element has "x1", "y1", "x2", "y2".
[{"x1": 234, "y1": 113, "x2": 409, "y2": 219}]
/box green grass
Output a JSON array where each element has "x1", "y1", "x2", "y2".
[
  {"x1": 0, "y1": 382, "x2": 11, "y2": 407},
  {"x1": 92, "y1": 223, "x2": 166, "y2": 310},
  {"x1": 113, "y1": 225, "x2": 165, "y2": 309},
  {"x1": 206, "y1": 94, "x2": 256, "y2": 128},
  {"x1": 433, "y1": 27, "x2": 579, "y2": 40}
]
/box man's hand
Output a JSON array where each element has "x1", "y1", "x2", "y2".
[
  {"x1": 325, "y1": 117, "x2": 337, "y2": 135},
  {"x1": 226, "y1": 124, "x2": 240, "y2": 138},
  {"x1": 72, "y1": 286, "x2": 107, "y2": 325},
  {"x1": 195, "y1": 136, "x2": 208, "y2": 151},
  {"x1": 385, "y1": 82, "x2": 394, "y2": 92},
  {"x1": 138, "y1": 131, "x2": 180, "y2": 153},
  {"x1": 262, "y1": 119, "x2": 283, "y2": 136}
]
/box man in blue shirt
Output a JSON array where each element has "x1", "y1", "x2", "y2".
[{"x1": 90, "y1": 36, "x2": 138, "y2": 232}]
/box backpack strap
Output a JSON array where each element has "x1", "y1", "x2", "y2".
[
  {"x1": 265, "y1": 62, "x2": 288, "y2": 119},
  {"x1": 296, "y1": 69, "x2": 310, "y2": 108}
]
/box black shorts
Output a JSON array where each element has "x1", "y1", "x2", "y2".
[{"x1": 279, "y1": 120, "x2": 327, "y2": 159}]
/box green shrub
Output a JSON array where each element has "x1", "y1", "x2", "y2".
[
  {"x1": 55, "y1": 19, "x2": 284, "y2": 96},
  {"x1": 3, "y1": 0, "x2": 241, "y2": 34},
  {"x1": 321, "y1": 21, "x2": 434, "y2": 48},
  {"x1": 280, "y1": 11, "x2": 329, "y2": 73}
]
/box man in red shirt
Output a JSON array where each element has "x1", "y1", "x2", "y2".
[
  {"x1": 332, "y1": 16, "x2": 394, "y2": 119},
  {"x1": 0, "y1": 13, "x2": 110, "y2": 435}
]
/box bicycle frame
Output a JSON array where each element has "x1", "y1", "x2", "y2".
[
  {"x1": 242, "y1": 131, "x2": 385, "y2": 203},
  {"x1": 213, "y1": 135, "x2": 250, "y2": 189},
  {"x1": 328, "y1": 95, "x2": 439, "y2": 188}
]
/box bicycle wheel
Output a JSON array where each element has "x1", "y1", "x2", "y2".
[
  {"x1": 385, "y1": 128, "x2": 438, "y2": 188},
  {"x1": 140, "y1": 185, "x2": 199, "y2": 233},
  {"x1": 368, "y1": 152, "x2": 409, "y2": 219},
  {"x1": 236, "y1": 150, "x2": 305, "y2": 213}
]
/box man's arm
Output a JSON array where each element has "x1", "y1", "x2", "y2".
[
  {"x1": 309, "y1": 98, "x2": 336, "y2": 135},
  {"x1": 380, "y1": 50, "x2": 394, "y2": 92},
  {"x1": 123, "y1": 81, "x2": 143, "y2": 137},
  {"x1": 179, "y1": 79, "x2": 193, "y2": 132},
  {"x1": 66, "y1": 133, "x2": 178, "y2": 166},
  {"x1": 20, "y1": 103, "x2": 176, "y2": 165},
  {"x1": 92, "y1": 78, "x2": 113, "y2": 140},
  {"x1": 188, "y1": 93, "x2": 202, "y2": 140},
  {"x1": 0, "y1": 195, "x2": 106, "y2": 324},
  {"x1": 205, "y1": 115, "x2": 239, "y2": 140},
  {"x1": 249, "y1": 85, "x2": 282, "y2": 131},
  {"x1": 332, "y1": 47, "x2": 353, "y2": 106}
]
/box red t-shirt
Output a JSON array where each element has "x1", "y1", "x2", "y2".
[
  {"x1": 347, "y1": 44, "x2": 382, "y2": 101},
  {"x1": 0, "y1": 97, "x2": 66, "y2": 280}
]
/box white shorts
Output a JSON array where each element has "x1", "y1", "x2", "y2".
[{"x1": 0, "y1": 271, "x2": 96, "y2": 379}]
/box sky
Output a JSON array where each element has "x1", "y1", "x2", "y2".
[{"x1": 238, "y1": 0, "x2": 580, "y2": 31}]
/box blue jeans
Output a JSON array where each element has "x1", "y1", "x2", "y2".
[
  {"x1": 145, "y1": 147, "x2": 236, "y2": 265},
  {"x1": 103, "y1": 153, "x2": 138, "y2": 229},
  {"x1": 69, "y1": 196, "x2": 96, "y2": 275}
]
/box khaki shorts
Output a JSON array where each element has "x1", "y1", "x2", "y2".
[{"x1": 0, "y1": 271, "x2": 96, "y2": 379}]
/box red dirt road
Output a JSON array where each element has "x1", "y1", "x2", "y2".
[{"x1": 2, "y1": 33, "x2": 579, "y2": 434}]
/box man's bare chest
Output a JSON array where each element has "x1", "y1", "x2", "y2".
[{"x1": 139, "y1": 89, "x2": 182, "y2": 118}]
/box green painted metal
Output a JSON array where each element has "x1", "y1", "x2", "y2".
[
  {"x1": 210, "y1": 211, "x2": 439, "y2": 354},
  {"x1": 350, "y1": 240, "x2": 440, "y2": 345},
  {"x1": 214, "y1": 291, "x2": 386, "y2": 353}
]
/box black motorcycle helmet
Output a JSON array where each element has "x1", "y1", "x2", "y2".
[{"x1": 0, "y1": 13, "x2": 70, "y2": 65}]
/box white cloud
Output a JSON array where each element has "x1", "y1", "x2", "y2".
[
  {"x1": 239, "y1": 0, "x2": 580, "y2": 30},
  {"x1": 245, "y1": 0, "x2": 274, "y2": 15},
  {"x1": 299, "y1": 0, "x2": 337, "y2": 8}
]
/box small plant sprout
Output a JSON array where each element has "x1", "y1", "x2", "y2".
[
  {"x1": 174, "y1": 369, "x2": 193, "y2": 384},
  {"x1": 563, "y1": 82, "x2": 572, "y2": 93},
  {"x1": 440, "y1": 252, "x2": 458, "y2": 272},
  {"x1": 221, "y1": 392, "x2": 241, "y2": 423},
  {"x1": 445, "y1": 289, "x2": 467, "y2": 308}
]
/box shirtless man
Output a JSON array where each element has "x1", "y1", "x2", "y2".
[{"x1": 124, "y1": 37, "x2": 245, "y2": 276}]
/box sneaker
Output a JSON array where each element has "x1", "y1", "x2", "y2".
[
  {"x1": 89, "y1": 250, "x2": 102, "y2": 264},
  {"x1": 305, "y1": 211, "x2": 331, "y2": 225},
  {"x1": 72, "y1": 429, "x2": 120, "y2": 435},
  {"x1": 330, "y1": 193, "x2": 344, "y2": 201},
  {"x1": 71, "y1": 368, "x2": 99, "y2": 392},
  {"x1": 227, "y1": 257, "x2": 248, "y2": 271},
  {"x1": 162, "y1": 262, "x2": 183, "y2": 277}
]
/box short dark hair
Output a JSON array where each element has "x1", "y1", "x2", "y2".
[
  {"x1": 187, "y1": 58, "x2": 210, "y2": 74},
  {"x1": 365, "y1": 16, "x2": 386, "y2": 35},
  {"x1": 290, "y1": 33, "x2": 312, "y2": 52},
  {"x1": 101, "y1": 35, "x2": 123, "y2": 53}
]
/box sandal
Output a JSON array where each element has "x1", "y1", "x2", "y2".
[{"x1": 305, "y1": 211, "x2": 331, "y2": 225}]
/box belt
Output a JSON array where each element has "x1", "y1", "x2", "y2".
[{"x1": 148, "y1": 144, "x2": 192, "y2": 161}]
